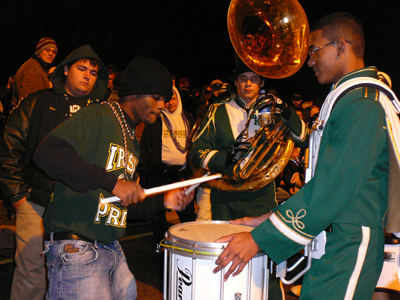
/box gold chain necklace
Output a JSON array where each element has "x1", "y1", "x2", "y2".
[
  {"x1": 107, "y1": 102, "x2": 135, "y2": 179},
  {"x1": 161, "y1": 111, "x2": 189, "y2": 154}
]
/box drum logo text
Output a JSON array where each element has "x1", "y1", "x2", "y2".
[{"x1": 177, "y1": 261, "x2": 192, "y2": 299}]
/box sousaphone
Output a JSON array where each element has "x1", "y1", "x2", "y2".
[
  {"x1": 189, "y1": 0, "x2": 309, "y2": 191},
  {"x1": 228, "y1": 0, "x2": 310, "y2": 79}
]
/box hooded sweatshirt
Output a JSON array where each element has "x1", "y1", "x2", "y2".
[
  {"x1": 161, "y1": 86, "x2": 190, "y2": 166},
  {"x1": 50, "y1": 44, "x2": 108, "y2": 100},
  {"x1": 138, "y1": 86, "x2": 195, "y2": 188},
  {"x1": 0, "y1": 45, "x2": 108, "y2": 207}
]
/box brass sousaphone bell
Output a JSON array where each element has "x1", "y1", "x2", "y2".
[
  {"x1": 228, "y1": 0, "x2": 310, "y2": 79},
  {"x1": 190, "y1": 0, "x2": 310, "y2": 192}
]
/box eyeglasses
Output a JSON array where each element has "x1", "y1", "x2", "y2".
[
  {"x1": 308, "y1": 41, "x2": 338, "y2": 58},
  {"x1": 309, "y1": 40, "x2": 352, "y2": 58}
]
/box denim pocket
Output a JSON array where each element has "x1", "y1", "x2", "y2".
[{"x1": 61, "y1": 243, "x2": 98, "y2": 266}]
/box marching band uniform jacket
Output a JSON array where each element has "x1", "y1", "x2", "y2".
[
  {"x1": 189, "y1": 94, "x2": 307, "y2": 220},
  {"x1": 252, "y1": 67, "x2": 389, "y2": 299}
]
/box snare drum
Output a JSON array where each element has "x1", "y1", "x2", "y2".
[{"x1": 161, "y1": 221, "x2": 269, "y2": 300}]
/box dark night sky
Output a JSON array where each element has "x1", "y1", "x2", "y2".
[{"x1": 1, "y1": 0, "x2": 399, "y2": 102}]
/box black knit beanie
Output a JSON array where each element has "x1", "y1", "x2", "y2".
[{"x1": 118, "y1": 56, "x2": 173, "y2": 99}]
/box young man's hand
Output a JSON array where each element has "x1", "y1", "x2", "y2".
[
  {"x1": 164, "y1": 188, "x2": 194, "y2": 211},
  {"x1": 112, "y1": 179, "x2": 146, "y2": 207}
]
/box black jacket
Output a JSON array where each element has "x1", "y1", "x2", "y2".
[{"x1": 0, "y1": 45, "x2": 108, "y2": 207}]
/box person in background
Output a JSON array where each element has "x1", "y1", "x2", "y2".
[
  {"x1": 290, "y1": 93, "x2": 311, "y2": 125},
  {"x1": 194, "y1": 84, "x2": 212, "y2": 120},
  {"x1": 179, "y1": 77, "x2": 195, "y2": 116},
  {"x1": 172, "y1": 74, "x2": 176, "y2": 87},
  {"x1": 208, "y1": 79, "x2": 224, "y2": 105},
  {"x1": 48, "y1": 66, "x2": 56, "y2": 88},
  {"x1": 138, "y1": 86, "x2": 196, "y2": 251},
  {"x1": 0, "y1": 45, "x2": 108, "y2": 300},
  {"x1": 12, "y1": 37, "x2": 58, "y2": 108},
  {"x1": 104, "y1": 64, "x2": 118, "y2": 100},
  {"x1": 0, "y1": 76, "x2": 14, "y2": 121}
]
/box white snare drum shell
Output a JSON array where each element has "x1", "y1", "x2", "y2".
[{"x1": 163, "y1": 221, "x2": 269, "y2": 300}]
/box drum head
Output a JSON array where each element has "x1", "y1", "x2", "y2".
[{"x1": 164, "y1": 221, "x2": 254, "y2": 256}]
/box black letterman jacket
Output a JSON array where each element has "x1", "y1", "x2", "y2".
[{"x1": 0, "y1": 89, "x2": 99, "y2": 207}]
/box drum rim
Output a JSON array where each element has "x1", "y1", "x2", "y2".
[{"x1": 162, "y1": 220, "x2": 258, "y2": 257}]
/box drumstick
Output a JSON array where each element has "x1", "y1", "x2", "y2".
[
  {"x1": 101, "y1": 173, "x2": 222, "y2": 204},
  {"x1": 184, "y1": 173, "x2": 209, "y2": 195}
]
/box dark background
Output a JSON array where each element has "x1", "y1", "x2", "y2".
[{"x1": 0, "y1": 0, "x2": 399, "y2": 102}]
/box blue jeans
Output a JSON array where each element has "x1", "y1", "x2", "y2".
[{"x1": 44, "y1": 235, "x2": 137, "y2": 300}]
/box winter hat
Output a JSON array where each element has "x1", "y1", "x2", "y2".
[
  {"x1": 35, "y1": 37, "x2": 58, "y2": 55},
  {"x1": 118, "y1": 56, "x2": 173, "y2": 100},
  {"x1": 179, "y1": 77, "x2": 189, "y2": 87},
  {"x1": 210, "y1": 79, "x2": 223, "y2": 90}
]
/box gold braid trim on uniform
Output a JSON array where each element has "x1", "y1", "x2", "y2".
[
  {"x1": 191, "y1": 104, "x2": 220, "y2": 143},
  {"x1": 276, "y1": 209, "x2": 315, "y2": 239},
  {"x1": 199, "y1": 149, "x2": 210, "y2": 159}
]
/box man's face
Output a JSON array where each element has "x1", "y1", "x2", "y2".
[
  {"x1": 211, "y1": 87, "x2": 223, "y2": 98},
  {"x1": 211, "y1": 90, "x2": 223, "y2": 98},
  {"x1": 108, "y1": 71, "x2": 116, "y2": 88},
  {"x1": 165, "y1": 91, "x2": 178, "y2": 113},
  {"x1": 64, "y1": 60, "x2": 99, "y2": 98},
  {"x1": 235, "y1": 72, "x2": 264, "y2": 106},
  {"x1": 292, "y1": 99, "x2": 302, "y2": 108},
  {"x1": 133, "y1": 94, "x2": 166, "y2": 125},
  {"x1": 307, "y1": 30, "x2": 342, "y2": 85},
  {"x1": 39, "y1": 47, "x2": 57, "y2": 64}
]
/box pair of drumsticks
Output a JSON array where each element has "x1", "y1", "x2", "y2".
[{"x1": 101, "y1": 173, "x2": 222, "y2": 204}]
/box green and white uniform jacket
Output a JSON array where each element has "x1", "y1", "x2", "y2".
[
  {"x1": 189, "y1": 94, "x2": 306, "y2": 220},
  {"x1": 43, "y1": 104, "x2": 139, "y2": 244},
  {"x1": 252, "y1": 67, "x2": 389, "y2": 264}
]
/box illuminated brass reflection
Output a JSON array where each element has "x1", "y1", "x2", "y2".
[{"x1": 228, "y1": 0, "x2": 310, "y2": 79}]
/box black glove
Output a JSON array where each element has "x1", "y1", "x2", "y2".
[
  {"x1": 272, "y1": 96, "x2": 291, "y2": 120},
  {"x1": 226, "y1": 134, "x2": 252, "y2": 165}
]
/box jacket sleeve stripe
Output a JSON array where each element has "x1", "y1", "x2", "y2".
[
  {"x1": 269, "y1": 212, "x2": 312, "y2": 245},
  {"x1": 291, "y1": 119, "x2": 307, "y2": 142},
  {"x1": 202, "y1": 150, "x2": 218, "y2": 170}
]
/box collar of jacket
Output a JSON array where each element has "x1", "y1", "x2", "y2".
[
  {"x1": 32, "y1": 53, "x2": 49, "y2": 73},
  {"x1": 332, "y1": 66, "x2": 378, "y2": 91},
  {"x1": 234, "y1": 95, "x2": 259, "y2": 111}
]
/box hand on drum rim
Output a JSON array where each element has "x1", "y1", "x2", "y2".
[
  {"x1": 213, "y1": 231, "x2": 259, "y2": 281},
  {"x1": 229, "y1": 212, "x2": 272, "y2": 227}
]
